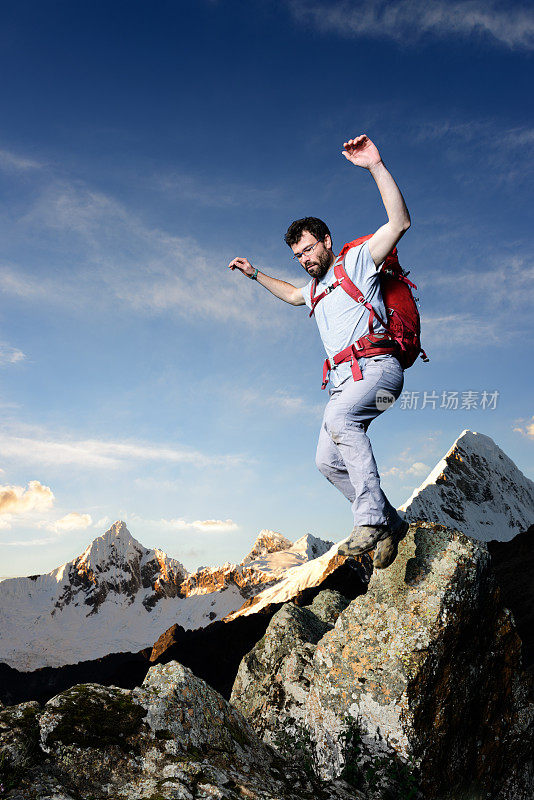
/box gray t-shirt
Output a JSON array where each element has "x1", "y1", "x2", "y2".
[{"x1": 301, "y1": 241, "x2": 387, "y2": 387}]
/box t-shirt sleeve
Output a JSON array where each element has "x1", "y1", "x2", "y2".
[
  {"x1": 343, "y1": 241, "x2": 382, "y2": 282},
  {"x1": 301, "y1": 280, "x2": 313, "y2": 310}
]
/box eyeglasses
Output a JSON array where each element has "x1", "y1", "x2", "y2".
[{"x1": 291, "y1": 240, "x2": 322, "y2": 261}]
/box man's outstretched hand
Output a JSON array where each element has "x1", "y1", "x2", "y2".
[
  {"x1": 228, "y1": 256, "x2": 255, "y2": 277},
  {"x1": 342, "y1": 134, "x2": 382, "y2": 169}
]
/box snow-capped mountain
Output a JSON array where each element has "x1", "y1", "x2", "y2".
[
  {"x1": 52, "y1": 520, "x2": 187, "y2": 614},
  {"x1": 400, "y1": 430, "x2": 534, "y2": 541},
  {"x1": 242, "y1": 530, "x2": 334, "y2": 575},
  {"x1": 242, "y1": 529, "x2": 293, "y2": 563},
  {"x1": 0, "y1": 521, "x2": 334, "y2": 672}
]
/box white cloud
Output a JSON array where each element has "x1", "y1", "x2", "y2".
[
  {"x1": 0, "y1": 480, "x2": 55, "y2": 517},
  {"x1": 420, "y1": 313, "x2": 500, "y2": 348},
  {"x1": 159, "y1": 518, "x2": 239, "y2": 533},
  {"x1": 0, "y1": 431, "x2": 248, "y2": 469},
  {"x1": 289, "y1": 0, "x2": 534, "y2": 50},
  {"x1": 413, "y1": 120, "x2": 534, "y2": 187},
  {"x1": 513, "y1": 417, "x2": 534, "y2": 439},
  {"x1": 406, "y1": 462, "x2": 431, "y2": 476},
  {"x1": 383, "y1": 462, "x2": 430, "y2": 478},
  {"x1": 2, "y1": 535, "x2": 58, "y2": 547},
  {"x1": 39, "y1": 512, "x2": 93, "y2": 533},
  {"x1": 0, "y1": 343, "x2": 26, "y2": 366}
]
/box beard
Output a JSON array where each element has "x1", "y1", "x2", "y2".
[{"x1": 305, "y1": 249, "x2": 333, "y2": 281}]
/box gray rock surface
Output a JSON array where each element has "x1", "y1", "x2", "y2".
[
  {"x1": 232, "y1": 523, "x2": 534, "y2": 800},
  {"x1": 0, "y1": 660, "x2": 360, "y2": 800},
  {"x1": 231, "y1": 590, "x2": 350, "y2": 745}
]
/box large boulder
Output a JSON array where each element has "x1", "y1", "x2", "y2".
[
  {"x1": 232, "y1": 523, "x2": 534, "y2": 800},
  {"x1": 0, "y1": 661, "x2": 359, "y2": 800},
  {"x1": 231, "y1": 590, "x2": 350, "y2": 745}
]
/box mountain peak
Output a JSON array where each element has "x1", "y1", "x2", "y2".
[
  {"x1": 400, "y1": 430, "x2": 534, "y2": 541},
  {"x1": 242, "y1": 529, "x2": 293, "y2": 565},
  {"x1": 79, "y1": 520, "x2": 145, "y2": 570}
]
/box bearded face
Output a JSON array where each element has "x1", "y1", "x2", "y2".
[{"x1": 291, "y1": 231, "x2": 334, "y2": 281}]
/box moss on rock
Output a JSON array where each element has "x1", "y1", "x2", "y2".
[{"x1": 44, "y1": 684, "x2": 147, "y2": 751}]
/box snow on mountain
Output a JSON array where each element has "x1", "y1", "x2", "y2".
[
  {"x1": 242, "y1": 533, "x2": 334, "y2": 576},
  {"x1": 400, "y1": 430, "x2": 534, "y2": 541},
  {"x1": 226, "y1": 539, "x2": 369, "y2": 620},
  {"x1": 0, "y1": 521, "x2": 334, "y2": 672}
]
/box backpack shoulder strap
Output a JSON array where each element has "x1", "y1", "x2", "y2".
[{"x1": 334, "y1": 249, "x2": 389, "y2": 336}]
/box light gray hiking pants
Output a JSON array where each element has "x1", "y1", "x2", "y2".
[{"x1": 315, "y1": 355, "x2": 404, "y2": 528}]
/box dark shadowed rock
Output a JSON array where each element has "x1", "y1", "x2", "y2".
[
  {"x1": 0, "y1": 649, "x2": 152, "y2": 707},
  {"x1": 488, "y1": 524, "x2": 534, "y2": 670}
]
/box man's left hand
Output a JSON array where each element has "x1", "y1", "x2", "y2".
[{"x1": 342, "y1": 135, "x2": 382, "y2": 169}]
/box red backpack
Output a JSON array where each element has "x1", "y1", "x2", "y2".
[{"x1": 309, "y1": 235, "x2": 428, "y2": 388}]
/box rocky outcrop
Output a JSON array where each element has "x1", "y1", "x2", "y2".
[
  {"x1": 231, "y1": 590, "x2": 350, "y2": 744},
  {"x1": 0, "y1": 661, "x2": 361, "y2": 800},
  {"x1": 232, "y1": 523, "x2": 534, "y2": 800},
  {"x1": 400, "y1": 430, "x2": 534, "y2": 541}
]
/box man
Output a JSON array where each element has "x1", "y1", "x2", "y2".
[{"x1": 228, "y1": 134, "x2": 410, "y2": 569}]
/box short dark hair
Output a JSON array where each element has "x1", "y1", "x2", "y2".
[{"x1": 284, "y1": 217, "x2": 332, "y2": 248}]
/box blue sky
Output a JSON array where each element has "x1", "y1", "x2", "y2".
[{"x1": 1, "y1": 0, "x2": 533, "y2": 576}]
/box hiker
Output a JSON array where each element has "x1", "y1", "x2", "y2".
[{"x1": 228, "y1": 135, "x2": 411, "y2": 569}]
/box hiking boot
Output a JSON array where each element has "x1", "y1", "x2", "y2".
[
  {"x1": 337, "y1": 525, "x2": 389, "y2": 558},
  {"x1": 373, "y1": 519, "x2": 409, "y2": 569}
]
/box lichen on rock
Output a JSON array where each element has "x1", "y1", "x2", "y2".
[{"x1": 231, "y1": 522, "x2": 534, "y2": 800}]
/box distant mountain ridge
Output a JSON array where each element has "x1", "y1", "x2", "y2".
[
  {"x1": 0, "y1": 522, "x2": 334, "y2": 672},
  {"x1": 400, "y1": 430, "x2": 534, "y2": 541}
]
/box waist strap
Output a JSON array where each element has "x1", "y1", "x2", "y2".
[{"x1": 321, "y1": 335, "x2": 398, "y2": 389}]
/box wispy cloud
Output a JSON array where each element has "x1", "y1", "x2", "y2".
[
  {"x1": 418, "y1": 252, "x2": 534, "y2": 350},
  {"x1": 0, "y1": 343, "x2": 26, "y2": 366},
  {"x1": 383, "y1": 461, "x2": 430, "y2": 478},
  {"x1": 240, "y1": 388, "x2": 324, "y2": 416},
  {"x1": 2, "y1": 511, "x2": 94, "y2": 546},
  {"x1": 0, "y1": 178, "x2": 290, "y2": 328},
  {"x1": 0, "y1": 148, "x2": 44, "y2": 172},
  {"x1": 156, "y1": 171, "x2": 283, "y2": 209},
  {"x1": 0, "y1": 429, "x2": 248, "y2": 469},
  {"x1": 159, "y1": 517, "x2": 239, "y2": 533},
  {"x1": 289, "y1": 0, "x2": 534, "y2": 50},
  {"x1": 413, "y1": 120, "x2": 534, "y2": 187}
]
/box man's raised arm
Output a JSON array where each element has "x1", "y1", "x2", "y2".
[
  {"x1": 228, "y1": 257, "x2": 305, "y2": 306},
  {"x1": 342, "y1": 135, "x2": 411, "y2": 267}
]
